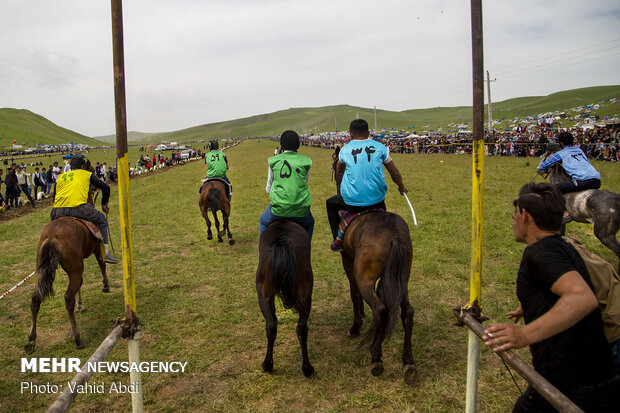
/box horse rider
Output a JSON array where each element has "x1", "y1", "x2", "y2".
[
  {"x1": 326, "y1": 118, "x2": 408, "y2": 251},
  {"x1": 538, "y1": 131, "x2": 601, "y2": 194},
  {"x1": 50, "y1": 157, "x2": 119, "y2": 264},
  {"x1": 205, "y1": 140, "x2": 232, "y2": 200},
  {"x1": 259, "y1": 130, "x2": 314, "y2": 238}
]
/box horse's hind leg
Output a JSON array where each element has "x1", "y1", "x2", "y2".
[
  {"x1": 213, "y1": 210, "x2": 223, "y2": 243},
  {"x1": 25, "y1": 292, "x2": 42, "y2": 354},
  {"x1": 203, "y1": 208, "x2": 213, "y2": 240},
  {"x1": 593, "y1": 218, "x2": 620, "y2": 272},
  {"x1": 258, "y1": 292, "x2": 277, "y2": 373},
  {"x1": 358, "y1": 280, "x2": 388, "y2": 376},
  {"x1": 94, "y1": 244, "x2": 109, "y2": 293},
  {"x1": 296, "y1": 296, "x2": 315, "y2": 377},
  {"x1": 400, "y1": 299, "x2": 416, "y2": 385},
  {"x1": 63, "y1": 264, "x2": 85, "y2": 349}
]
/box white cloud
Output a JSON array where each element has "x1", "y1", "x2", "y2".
[{"x1": 1, "y1": 0, "x2": 618, "y2": 136}]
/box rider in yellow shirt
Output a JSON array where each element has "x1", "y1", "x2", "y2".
[{"x1": 51, "y1": 157, "x2": 119, "y2": 264}]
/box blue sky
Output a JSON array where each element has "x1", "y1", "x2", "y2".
[{"x1": 1, "y1": 0, "x2": 619, "y2": 136}]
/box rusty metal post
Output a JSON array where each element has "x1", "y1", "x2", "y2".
[
  {"x1": 111, "y1": 1, "x2": 143, "y2": 411},
  {"x1": 455, "y1": 310, "x2": 584, "y2": 413}
]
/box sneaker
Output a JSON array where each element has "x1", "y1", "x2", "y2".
[
  {"x1": 330, "y1": 241, "x2": 343, "y2": 252},
  {"x1": 105, "y1": 254, "x2": 120, "y2": 264}
]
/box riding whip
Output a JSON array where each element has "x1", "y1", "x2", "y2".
[{"x1": 403, "y1": 193, "x2": 418, "y2": 226}]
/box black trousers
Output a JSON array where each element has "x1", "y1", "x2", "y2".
[
  {"x1": 556, "y1": 178, "x2": 600, "y2": 194},
  {"x1": 325, "y1": 195, "x2": 386, "y2": 239}
]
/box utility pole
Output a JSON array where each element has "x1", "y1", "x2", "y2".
[
  {"x1": 486, "y1": 71, "x2": 496, "y2": 141},
  {"x1": 374, "y1": 106, "x2": 378, "y2": 132}
]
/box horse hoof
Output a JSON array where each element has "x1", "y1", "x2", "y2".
[
  {"x1": 24, "y1": 342, "x2": 36, "y2": 354},
  {"x1": 75, "y1": 339, "x2": 85, "y2": 349},
  {"x1": 403, "y1": 364, "x2": 417, "y2": 385},
  {"x1": 207, "y1": 235, "x2": 213, "y2": 240},
  {"x1": 218, "y1": 238, "x2": 223, "y2": 243},
  {"x1": 229, "y1": 239, "x2": 236, "y2": 246},
  {"x1": 261, "y1": 360, "x2": 273, "y2": 373},
  {"x1": 348, "y1": 326, "x2": 361, "y2": 337},
  {"x1": 302, "y1": 365, "x2": 315, "y2": 378},
  {"x1": 102, "y1": 287, "x2": 110, "y2": 293},
  {"x1": 76, "y1": 306, "x2": 85, "y2": 313},
  {"x1": 370, "y1": 361, "x2": 384, "y2": 377}
]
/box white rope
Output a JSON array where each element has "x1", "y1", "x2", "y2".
[
  {"x1": 0, "y1": 271, "x2": 36, "y2": 300},
  {"x1": 403, "y1": 193, "x2": 418, "y2": 226}
]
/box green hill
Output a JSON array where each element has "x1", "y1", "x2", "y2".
[
  {"x1": 135, "y1": 85, "x2": 620, "y2": 143},
  {"x1": 0, "y1": 108, "x2": 104, "y2": 149},
  {"x1": 2, "y1": 86, "x2": 619, "y2": 147}
]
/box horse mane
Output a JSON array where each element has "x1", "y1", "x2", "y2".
[{"x1": 542, "y1": 143, "x2": 571, "y2": 184}]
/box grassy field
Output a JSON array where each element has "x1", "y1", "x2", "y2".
[{"x1": 0, "y1": 140, "x2": 619, "y2": 412}]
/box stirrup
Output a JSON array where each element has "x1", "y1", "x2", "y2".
[{"x1": 330, "y1": 241, "x2": 343, "y2": 252}]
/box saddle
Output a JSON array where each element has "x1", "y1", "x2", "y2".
[
  {"x1": 337, "y1": 208, "x2": 385, "y2": 241},
  {"x1": 63, "y1": 217, "x2": 103, "y2": 241},
  {"x1": 199, "y1": 177, "x2": 232, "y2": 199}
]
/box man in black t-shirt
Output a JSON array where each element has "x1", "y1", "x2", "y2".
[{"x1": 483, "y1": 182, "x2": 619, "y2": 412}]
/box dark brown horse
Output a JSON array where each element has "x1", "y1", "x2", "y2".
[
  {"x1": 256, "y1": 220, "x2": 314, "y2": 377},
  {"x1": 333, "y1": 154, "x2": 416, "y2": 384},
  {"x1": 543, "y1": 144, "x2": 620, "y2": 271},
  {"x1": 199, "y1": 179, "x2": 234, "y2": 245},
  {"x1": 25, "y1": 166, "x2": 110, "y2": 353}
]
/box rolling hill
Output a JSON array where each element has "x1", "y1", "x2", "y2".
[
  {"x1": 0, "y1": 108, "x2": 104, "y2": 149},
  {"x1": 2, "y1": 85, "x2": 619, "y2": 148}
]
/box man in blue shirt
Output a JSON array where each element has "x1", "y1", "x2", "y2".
[
  {"x1": 538, "y1": 131, "x2": 601, "y2": 193},
  {"x1": 326, "y1": 119, "x2": 407, "y2": 251}
]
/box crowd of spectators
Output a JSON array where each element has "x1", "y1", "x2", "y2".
[{"x1": 300, "y1": 125, "x2": 620, "y2": 162}]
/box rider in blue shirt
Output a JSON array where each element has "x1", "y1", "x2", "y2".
[
  {"x1": 326, "y1": 119, "x2": 408, "y2": 251},
  {"x1": 538, "y1": 132, "x2": 601, "y2": 194}
]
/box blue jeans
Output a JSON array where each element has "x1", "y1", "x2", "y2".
[{"x1": 259, "y1": 205, "x2": 314, "y2": 239}]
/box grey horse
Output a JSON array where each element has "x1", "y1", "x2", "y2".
[{"x1": 543, "y1": 143, "x2": 620, "y2": 272}]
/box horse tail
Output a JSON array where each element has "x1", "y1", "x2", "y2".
[
  {"x1": 36, "y1": 238, "x2": 61, "y2": 301},
  {"x1": 362, "y1": 238, "x2": 409, "y2": 345},
  {"x1": 207, "y1": 187, "x2": 220, "y2": 211},
  {"x1": 271, "y1": 234, "x2": 299, "y2": 310}
]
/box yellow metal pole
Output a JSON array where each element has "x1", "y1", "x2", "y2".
[
  {"x1": 466, "y1": 1, "x2": 485, "y2": 412},
  {"x1": 111, "y1": 1, "x2": 143, "y2": 411}
]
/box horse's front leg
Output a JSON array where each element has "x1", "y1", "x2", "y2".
[
  {"x1": 75, "y1": 287, "x2": 85, "y2": 312},
  {"x1": 224, "y1": 214, "x2": 235, "y2": 246},
  {"x1": 400, "y1": 299, "x2": 416, "y2": 385},
  {"x1": 94, "y1": 244, "x2": 109, "y2": 293}
]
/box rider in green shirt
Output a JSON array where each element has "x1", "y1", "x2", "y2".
[
  {"x1": 204, "y1": 140, "x2": 232, "y2": 200},
  {"x1": 259, "y1": 130, "x2": 314, "y2": 238}
]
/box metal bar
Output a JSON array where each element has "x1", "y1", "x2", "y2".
[
  {"x1": 458, "y1": 312, "x2": 584, "y2": 413},
  {"x1": 466, "y1": 1, "x2": 485, "y2": 411},
  {"x1": 47, "y1": 325, "x2": 123, "y2": 413},
  {"x1": 111, "y1": 1, "x2": 143, "y2": 412}
]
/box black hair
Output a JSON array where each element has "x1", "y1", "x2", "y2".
[
  {"x1": 70, "y1": 157, "x2": 85, "y2": 170},
  {"x1": 280, "y1": 130, "x2": 300, "y2": 151},
  {"x1": 557, "y1": 131, "x2": 574, "y2": 147},
  {"x1": 349, "y1": 119, "x2": 369, "y2": 136},
  {"x1": 209, "y1": 140, "x2": 219, "y2": 150},
  {"x1": 513, "y1": 182, "x2": 564, "y2": 231}
]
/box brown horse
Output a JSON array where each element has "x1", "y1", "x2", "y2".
[
  {"x1": 256, "y1": 220, "x2": 314, "y2": 377},
  {"x1": 199, "y1": 179, "x2": 235, "y2": 245},
  {"x1": 25, "y1": 161, "x2": 110, "y2": 353},
  {"x1": 333, "y1": 155, "x2": 416, "y2": 384}
]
